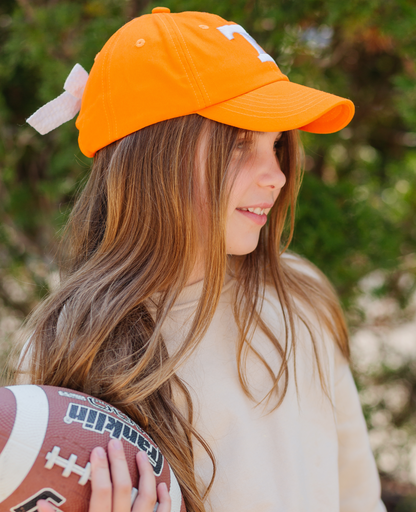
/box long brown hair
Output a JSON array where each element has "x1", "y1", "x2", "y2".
[{"x1": 16, "y1": 114, "x2": 349, "y2": 512}]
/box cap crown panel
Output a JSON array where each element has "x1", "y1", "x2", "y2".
[{"x1": 173, "y1": 12, "x2": 288, "y2": 106}]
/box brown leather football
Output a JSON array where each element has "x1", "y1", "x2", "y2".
[{"x1": 0, "y1": 385, "x2": 185, "y2": 512}]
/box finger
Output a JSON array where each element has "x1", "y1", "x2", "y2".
[
  {"x1": 132, "y1": 451, "x2": 157, "y2": 512},
  {"x1": 89, "y1": 446, "x2": 112, "y2": 512},
  {"x1": 156, "y1": 482, "x2": 172, "y2": 512},
  {"x1": 36, "y1": 500, "x2": 56, "y2": 512},
  {"x1": 108, "y1": 439, "x2": 132, "y2": 512}
]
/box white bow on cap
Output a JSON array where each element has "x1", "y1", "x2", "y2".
[{"x1": 26, "y1": 63, "x2": 89, "y2": 135}]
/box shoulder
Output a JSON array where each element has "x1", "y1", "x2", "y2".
[
  {"x1": 280, "y1": 251, "x2": 342, "y2": 309},
  {"x1": 281, "y1": 250, "x2": 328, "y2": 283},
  {"x1": 263, "y1": 251, "x2": 332, "y2": 329},
  {"x1": 279, "y1": 250, "x2": 350, "y2": 364}
]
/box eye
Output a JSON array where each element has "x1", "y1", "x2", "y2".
[
  {"x1": 235, "y1": 139, "x2": 252, "y2": 151},
  {"x1": 274, "y1": 136, "x2": 284, "y2": 153}
]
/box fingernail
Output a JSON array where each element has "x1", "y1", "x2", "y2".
[
  {"x1": 139, "y1": 450, "x2": 148, "y2": 461},
  {"x1": 37, "y1": 501, "x2": 47, "y2": 511},
  {"x1": 95, "y1": 446, "x2": 106, "y2": 458},
  {"x1": 112, "y1": 439, "x2": 122, "y2": 450}
]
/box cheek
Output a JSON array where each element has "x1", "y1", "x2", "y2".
[
  {"x1": 225, "y1": 211, "x2": 262, "y2": 254},
  {"x1": 224, "y1": 168, "x2": 266, "y2": 254},
  {"x1": 227, "y1": 168, "x2": 252, "y2": 214},
  {"x1": 225, "y1": 197, "x2": 263, "y2": 255}
]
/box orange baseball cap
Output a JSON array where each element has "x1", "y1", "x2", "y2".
[{"x1": 30, "y1": 7, "x2": 356, "y2": 158}]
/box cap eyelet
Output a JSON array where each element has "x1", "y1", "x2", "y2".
[
  {"x1": 199, "y1": 25, "x2": 209, "y2": 29},
  {"x1": 135, "y1": 39, "x2": 145, "y2": 48}
]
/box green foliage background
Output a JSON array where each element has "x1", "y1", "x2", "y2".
[{"x1": 1, "y1": 0, "x2": 416, "y2": 508}]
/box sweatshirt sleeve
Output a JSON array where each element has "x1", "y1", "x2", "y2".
[{"x1": 334, "y1": 346, "x2": 387, "y2": 512}]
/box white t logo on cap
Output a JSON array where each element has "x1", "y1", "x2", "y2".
[{"x1": 217, "y1": 24, "x2": 276, "y2": 64}]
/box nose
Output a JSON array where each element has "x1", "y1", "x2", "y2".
[{"x1": 257, "y1": 152, "x2": 286, "y2": 191}]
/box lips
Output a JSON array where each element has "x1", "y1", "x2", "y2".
[
  {"x1": 237, "y1": 206, "x2": 270, "y2": 216},
  {"x1": 236, "y1": 208, "x2": 268, "y2": 226}
]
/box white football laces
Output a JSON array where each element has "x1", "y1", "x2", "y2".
[{"x1": 45, "y1": 445, "x2": 140, "y2": 506}]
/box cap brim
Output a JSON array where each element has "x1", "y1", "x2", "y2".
[{"x1": 196, "y1": 80, "x2": 354, "y2": 134}]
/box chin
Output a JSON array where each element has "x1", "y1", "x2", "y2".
[{"x1": 227, "y1": 235, "x2": 260, "y2": 255}]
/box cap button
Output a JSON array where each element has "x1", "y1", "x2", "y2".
[{"x1": 152, "y1": 7, "x2": 170, "y2": 13}]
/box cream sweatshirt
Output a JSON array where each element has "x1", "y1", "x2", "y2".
[
  {"x1": 148, "y1": 255, "x2": 387, "y2": 512},
  {"x1": 20, "y1": 255, "x2": 387, "y2": 512}
]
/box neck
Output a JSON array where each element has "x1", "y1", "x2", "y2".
[{"x1": 186, "y1": 256, "x2": 205, "y2": 286}]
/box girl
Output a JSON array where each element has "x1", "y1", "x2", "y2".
[{"x1": 19, "y1": 7, "x2": 387, "y2": 512}]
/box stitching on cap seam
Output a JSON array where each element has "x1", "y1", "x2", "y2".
[
  {"x1": 203, "y1": 105, "x2": 320, "y2": 118},
  {"x1": 215, "y1": 97, "x2": 333, "y2": 115},
  {"x1": 170, "y1": 17, "x2": 210, "y2": 105},
  {"x1": 246, "y1": 89, "x2": 320, "y2": 101},
  {"x1": 193, "y1": 77, "x2": 289, "y2": 109},
  {"x1": 201, "y1": 90, "x2": 333, "y2": 114},
  {"x1": 172, "y1": 17, "x2": 210, "y2": 103},
  {"x1": 201, "y1": 94, "x2": 338, "y2": 117},
  {"x1": 247, "y1": 90, "x2": 333, "y2": 101},
  {"x1": 202, "y1": 96, "x2": 337, "y2": 117},
  {"x1": 250, "y1": 89, "x2": 336, "y2": 99},
  {"x1": 190, "y1": 75, "x2": 289, "y2": 110},
  {"x1": 240, "y1": 94, "x2": 332, "y2": 110},
  {"x1": 227, "y1": 91, "x2": 323, "y2": 108},
  {"x1": 107, "y1": 29, "x2": 123, "y2": 139},
  {"x1": 231, "y1": 84, "x2": 319, "y2": 101},
  {"x1": 227, "y1": 99, "x2": 322, "y2": 109},
  {"x1": 159, "y1": 16, "x2": 199, "y2": 105}
]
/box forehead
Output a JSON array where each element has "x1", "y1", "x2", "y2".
[{"x1": 252, "y1": 130, "x2": 282, "y2": 136}]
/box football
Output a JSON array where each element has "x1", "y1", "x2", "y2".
[{"x1": 0, "y1": 385, "x2": 185, "y2": 512}]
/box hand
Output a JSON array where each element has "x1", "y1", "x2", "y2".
[{"x1": 37, "y1": 439, "x2": 171, "y2": 512}]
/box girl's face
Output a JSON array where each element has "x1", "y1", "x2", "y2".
[
  {"x1": 225, "y1": 131, "x2": 286, "y2": 255},
  {"x1": 196, "y1": 129, "x2": 286, "y2": 255}
]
